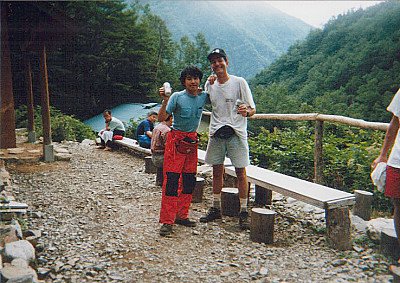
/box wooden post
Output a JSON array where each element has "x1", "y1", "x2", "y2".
[
  {"x1": 255, "y1": 185, "x2": 272, "y2": 206},
  {"x1": 325, "y1": 207, "x2": 352, "y2": 250},
  {"x1": 221, "y1": 187, "x2": 239, "y2": 217},
  {"x1": 250, "y1": 208, "x2": 276, "y2": 244},
  {"x1": 155, "y1": 166, "x2": 163, "y2": 186},
  {"x1": 145, "y1": 156, "x2": 157, "y2": 173},
  {"x1": 314, "y1": 120, "x2": 323, "y2": 184},
  {"x1": 0, "y1": 2, "x2": 17, "y2": 149},
  {"x1": 353, "y1": 190, "x2": 373, "y2": 221},
  {"x1": 192, "y1": 177, "x2": 205, "y2": 203},
  {"x1": 380, "y1": 228, "x2": 400, "y2": 260},
  {"x1": 24, "y1": 54, "x2": 36, "y2": 143},
  {"x1": 39, "y1": 39, "x2": 52, "y2": 147}
]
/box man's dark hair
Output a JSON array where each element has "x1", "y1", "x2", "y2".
[
  {"x1": 179, "y1": 65, "x2": 203, "y2": 87},
  {"x1": 103, "y1": 109, "x2": 111, "y2": 115},
  {"x1": 147, "y1": 111, "x2": 158, "y2": 117},
  {"x1": 165, "y1": 114, "x2": 173, "y2": 122}
]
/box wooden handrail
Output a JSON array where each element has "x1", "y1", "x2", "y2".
[{"x1": 202, "y1": 111, "x2": 389, "y2": 131}]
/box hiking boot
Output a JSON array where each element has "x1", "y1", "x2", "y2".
[
  {"x1": 200, "y1": 207, "x2": 222, "y2": 223},
  {"x1": 239, "y1": 211, "x2": 250, "y2": 230},
  {"x1": 159, "y1": 224, "x2": 173, "y2": 236},
  {"x1": 175, "y1": 218, "x2": 197, "y2": 227}
]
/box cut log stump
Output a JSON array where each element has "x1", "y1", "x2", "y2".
[
  {"x1": 221, "y1": 187, "x2": 239, "y2": 217},
  {"x1": 381, "y1": 228, "x2": 400, "y2": 260},
  {"x1": 145, "y1": 156, "x2": 157, "y2": 174},
  {"x1": 255, "y1": 185, "x2": 272, "y2": 206},
  {"x1": 353, "y1": 189, "x2": 373, "y2": 221},
  {"x1": 325, "y1": 207, "x2": 352, "y2": 250},
  {"x1": 192, "y1": 177, "x2": 205, "y2": 203},
  {"x1": 155, "y1": 166, "x2": 163, "y2": 186},
  {"x1": 250, "y1": 208, "x2": 276, "y2": 244}
]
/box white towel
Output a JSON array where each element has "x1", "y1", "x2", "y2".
[
  {"x1": 371, "y1": 162, "x2": 387, "y2": 193},
  {"x1": 98, "y1": 130, "x2": 114, "y2": 144}
]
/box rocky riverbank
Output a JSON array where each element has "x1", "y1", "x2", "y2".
[{"x1": 3, "y1": 140, "x2": 396, "y2": 282}]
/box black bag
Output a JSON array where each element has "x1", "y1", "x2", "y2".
[{"x1": 214, "y1": 126, "x2": 235, "y2": 139}]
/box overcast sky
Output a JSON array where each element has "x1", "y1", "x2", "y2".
[{"x1": 268, "y1": 1, "x2": 383, "y2": 28}]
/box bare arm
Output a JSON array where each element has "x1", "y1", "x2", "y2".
[
  {"x1": 158, "y1": 86, "x2": 170, "y2": 122},
  {"x1": 372, "y1": 115, "x2": 399, "y2": 168}
]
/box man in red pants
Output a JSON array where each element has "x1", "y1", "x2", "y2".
[{"x1": 157, "y1": 66, "x2": 209, "y2": 236}]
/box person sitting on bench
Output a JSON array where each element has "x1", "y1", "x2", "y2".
[
  {"x1": 136, "y1": 111, "x2": 158, "y2": 148},
  {"x1": 98, "y1": 109, "x2": 125, "y2": 151}
]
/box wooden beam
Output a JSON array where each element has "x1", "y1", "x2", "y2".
[
  {"x1": 24, "y1": 55, "x2": 35, "y2": 133},
  {"x1": 39, "y1": 38, "x2": 52, "y2": 146},
  {"x1": 314, "y1": 120, "x2": 323, "y2": 184},
  {"x1": 0, "y1": 2, "x2": 17, "y2": 149}
]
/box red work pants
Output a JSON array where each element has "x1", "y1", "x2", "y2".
[{"x1": 159, "y1": 130, "x2": 198, "y2": 224}]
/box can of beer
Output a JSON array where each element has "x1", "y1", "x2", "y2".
[{"x1": 163, "y1": 82, "x2": 172, "y2": 96}]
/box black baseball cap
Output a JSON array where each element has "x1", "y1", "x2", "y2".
[{"x1": 207, "y1": 48, "x2": 227, "y2": 61}]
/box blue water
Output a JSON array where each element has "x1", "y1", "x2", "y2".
[{"x1": 84, "y1": 103, "x2": 161, "y2": 132}]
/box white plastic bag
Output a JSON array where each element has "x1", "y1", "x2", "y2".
[{"x1": 371, "y1": 162, "x2": 387, "y2": 193}]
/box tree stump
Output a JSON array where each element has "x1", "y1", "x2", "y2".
[
  {"x1": 353, "y1": 189, "x2": 373, "y2": 221},
  {"x1": 192, "y1": 177, "x2": 205, "y2": 203},
  {"x1": 381, "y1": 228, "x2": 400, "y2": 260},
  {"x1": 155, "y1": 166, "x2": 163, "y2": 186},
  {"x1": 255, "y1": 185, "x2": 272, "y2": 206},
  {"x1": 145, "y1": 156, "x2": 157, "y2": 174},
  {"x1": 325, "y1": 207, "x2": 352, "y2": 250},
  {"x1": 224, "y1": 174, "x2": 237, "y2": 188},
  {"x1": 250, "y1": 208, "x2": 276, "y2": 244},
  {"x1": 221, "y1": 187, "x2": 239, "y2": 217}
]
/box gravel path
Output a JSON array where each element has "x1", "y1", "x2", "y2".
[{"x1": 8, "y1": 141, "x2": 393, "y2": 283}]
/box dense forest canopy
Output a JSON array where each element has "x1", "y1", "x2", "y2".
[
  {"x1": 10, "y1": 1, "x2": 211, "y2": 120},
  {"x1": 251, "y1": 1, "x2": 400, "y2": 125}
]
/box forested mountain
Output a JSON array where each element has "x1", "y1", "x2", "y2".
[
  {"x1": 251, "y1": 1, "x2": 400, "y2": 123},
  {"x1": 136, "y1": 1, "x2": 312, "y2": 79}
]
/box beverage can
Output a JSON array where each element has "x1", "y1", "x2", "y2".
[{"x1": 163, "y1": 82, "x2": 172, "y2": 96}]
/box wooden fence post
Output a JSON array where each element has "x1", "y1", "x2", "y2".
[{"x1": 314, "y1": 120, "x2": 323, "y2": 184}]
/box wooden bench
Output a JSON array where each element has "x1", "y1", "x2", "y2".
[
  {"x1": 113, "y1": 137, "x2": 151, "y2": 156},
  {"x1": 197, "y1": 149, "x2": 355, "y2": 250}
]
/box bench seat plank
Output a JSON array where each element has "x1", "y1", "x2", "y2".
[
  {"x1": 224, "y1": 165, "x2": 355, "y2": 209},
  {"x1": 114, "y1": 138, "x2": 151, "y2": 155}
]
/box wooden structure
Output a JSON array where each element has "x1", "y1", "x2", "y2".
[
  {"x1": 250, "y1": 208, "x2": 276, "y2": 244},
  {"x1": 203, "y1": 111, "x2": 389, "y2": 184},
  {"x1": 1, "y1": 2, "x2": 75, "y2": 161},
  {"x1": 353, "y1": 189, "x2": 373, "y2": 221},
  {"x1": 192, "y1": 177, "x2": 205, "y2": 203},
  {"x1": 222, "y1": 164, "x2": 355, "y2": 250},
  {"x1": 221, "y1": 187, "x2": 240, "y2": 217}
]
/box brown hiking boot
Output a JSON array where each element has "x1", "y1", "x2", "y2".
[
  {"x1": 159, "y1": 224, "x2": 173, "y2": 236},
  {"x1": 175, "y1": 218, "x2": 197, "y2": 227}
]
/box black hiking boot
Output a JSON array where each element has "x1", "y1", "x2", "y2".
[
  {"x1": 175, "y1": 218, "x2": 197, "y2": 227},
  {"x1": 239, "y1": 211, "x2": 250, "y2": 230},
  {"x1": 199, "y1": 207, "x2": 222, "y2": 223},
  {"x1": 159, "y1": 224, "x2": 173, "y2": 236}
]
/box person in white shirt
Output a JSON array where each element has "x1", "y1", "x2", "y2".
[
  {"x1": 372, "y1": 88, "x2": 400, "y2": 266},
  {"x1": 98, "y1": 109, "x2": 125, "y2": 151},
  {"x1": 200, "y1": 48, "x2": 256, "y2": 230}
]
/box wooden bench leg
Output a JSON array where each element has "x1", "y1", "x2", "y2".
[
  {"x1": 255, "y1": 185, "x2": 272, "y2": 206},
  {"x1": 353, "y1": 189, "x2": 373, "y2": 221},
  {"x1": 192, "y1": 177, "x2": 205, "y2": 203},
  {"x1": 145, "y1": 156, "x2": 157, "y2": 174},
  {"x1": 325, "y1": 207, "x2": 352, "y2": 250},
  {"x1": 156, "y1": 166, "x2": 163, "y2": 186},
  {"x1": 221, "y1": 187, "x2": 239, "y2": 216}
]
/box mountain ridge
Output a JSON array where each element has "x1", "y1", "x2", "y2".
[{"x1": 136, "y1": 0, "x2": 312, "y2": 78}]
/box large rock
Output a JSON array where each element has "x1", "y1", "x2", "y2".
[
  {"x1": 366, "y1": 217, "x2": 394, "y2": 242},
  {"x1": 1, "y1": 259, "x2": 37, "y2": 283},
  {"x1": 4, "y1": 240, "x2": 35, "y2": 263}
]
